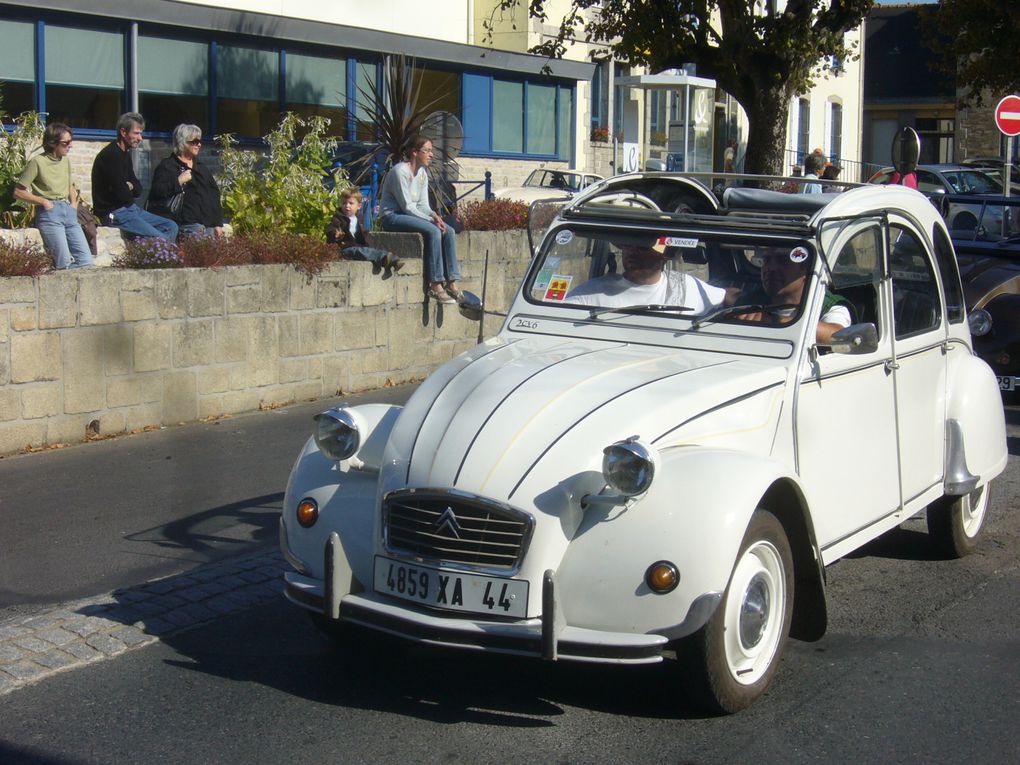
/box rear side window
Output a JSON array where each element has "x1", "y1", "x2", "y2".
[
  {"x1": 889, "y1": 225, "x2": 941, "y2": 338},
  {"x1": 931, "y1": 226, "x2": 965, "y2": 324}
]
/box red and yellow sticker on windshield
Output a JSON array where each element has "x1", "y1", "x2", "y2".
[{"x1": 544, "y1": 275, "x2": 573, "y2": 301}]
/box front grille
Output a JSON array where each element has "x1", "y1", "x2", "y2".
[{"x1": 383, "y1": 490, "x2": 533, "y2": 572}]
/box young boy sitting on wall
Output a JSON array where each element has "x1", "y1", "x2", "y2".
[{"x1": 326, "y1": 188, "x2": 404, "y2": 274}]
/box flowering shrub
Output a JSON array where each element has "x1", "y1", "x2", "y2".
[
  {"x1": 0, "y1": 238, "x2": 52, "y2": 277},
  {"x1": 590, "y1": 126, "x2": 610, "y2": 143},
  {"x1": 460, "y1": 198, "x2": 528, "y2": 231},
  {"x1": 113, "y1": 237, "x2": 183, "y2": 269},
  {"x1": 113, "y1": 233, "x2": 338, "y2": 277}
]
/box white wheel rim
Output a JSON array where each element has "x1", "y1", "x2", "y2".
[
  {"x1": 961, "y1": 485, "x2": 988, "y2": 538},
  {"x1": 723, "y1": 540, "x2": 786, "y2": 686}
]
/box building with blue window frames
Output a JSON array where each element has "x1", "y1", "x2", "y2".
[{"x1": 0, "y1": 0, "x2": 594, "y2": 196}]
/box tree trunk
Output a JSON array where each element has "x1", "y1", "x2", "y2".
[{"x1": 740, "y1": 87, "x2": 792, "y2": 178}]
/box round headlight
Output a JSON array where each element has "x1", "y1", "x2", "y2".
[
  {"x1": 314, "y1": 408, "x2": 361, "y2": 461},
  {"x1": 602, "y1": 437, "x2": 657, "y2": 496},
  {"x1": 968, "y1": 309, "x2": 992, "y2": 337}
]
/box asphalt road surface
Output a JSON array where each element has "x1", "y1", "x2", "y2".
[{"x1": 0, "y1": 398, "x2": 1017, "y2": 764}]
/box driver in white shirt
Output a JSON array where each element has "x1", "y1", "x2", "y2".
[{"x1": 565, "y1": 239, "x2": 726, "y2": 314}]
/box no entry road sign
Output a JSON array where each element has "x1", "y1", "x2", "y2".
[{"x1": 995, "y1": 95, "x2": 1020, "y2": 136}]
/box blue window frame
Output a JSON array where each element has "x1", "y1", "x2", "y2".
[{"x1": 463, "y1": 73, "x2": 575, "y2": 161}]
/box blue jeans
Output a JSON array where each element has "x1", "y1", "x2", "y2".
[
  {"x1": 35, "y1": 200, "x2": 94, "y2": 269},
  {"x1": 110, "y1": 204, "x2": 178, "y2": 241},
  {"x1": 178, "y1": 223, "x2": 218, "y2": 239},
  {"x1": 379, "y1": 212, "x2": 459, "y2": 283},
  {"x1": 343, "y1": 245, "x2": 388, "y2": 265}
]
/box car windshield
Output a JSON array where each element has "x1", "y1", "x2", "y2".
[
  {"x1": 525, "y1": 226, "x2": 818, "y2": 328},
  {"x1": 524, "y1": 170, "x2": 586, "y2": 191},
  {"x1": 942, "y1": 170, "x2": 1003, "y2": 194}
]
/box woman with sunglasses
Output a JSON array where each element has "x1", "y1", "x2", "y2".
[
  {"x1": 13, "y1": 123, "x2": 94, "y2": 269},
  {"x1": 148, "y1": 124, "x2": 224, "y2": 238}
]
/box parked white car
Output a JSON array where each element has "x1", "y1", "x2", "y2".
[
  {"x1": 493, "y1": 168, "x2": 603, "y2": 205},
  {"x1": 280, "y1": 174, "x2": 1007, "y2": 713}
]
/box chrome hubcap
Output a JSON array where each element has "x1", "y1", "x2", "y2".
[{"x1": 739, "y1": 574, "x2": 770, "y2": 649}]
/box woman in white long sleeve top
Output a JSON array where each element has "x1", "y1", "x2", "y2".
[{"x1": 378, "y1": 136, "x2": 462, "y2": 304}]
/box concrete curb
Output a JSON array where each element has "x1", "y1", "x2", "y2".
[{"x1": 0, "y1": 549, "x2": 285, "y2": 696}]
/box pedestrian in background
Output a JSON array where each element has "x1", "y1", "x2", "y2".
[
  {"x1": 801, "y1": 151, "x2": 827, "y2": 194},
  {"x1": 378, "y1": 135, "x2": 461, "y2": 304},
  {"x1": 91, "y1": 112, "x2": 178, "y2": 241},
  {"x1": 13, "y1": 122, "x2": 94, "y2": 269},
  {"x1": 148, "y1": 124, "x2": 224, "y2": 239},
  {"x1": 326, "y1": 187, "x2": 404, "y2": 276}
]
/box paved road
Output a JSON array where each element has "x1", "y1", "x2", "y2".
[
  {"x1": 0, "y1": 400, "x2": 1017, "y2": 763},
  {"x1": 0, "y1": 385, "x2": 415, "y2": 612}
]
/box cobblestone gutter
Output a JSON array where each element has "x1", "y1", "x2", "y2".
[{"x1": 0, "y1": 550, "x2": 285, "y2": 696}]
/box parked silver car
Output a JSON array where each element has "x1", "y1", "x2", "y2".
[{"x1": 869, "y1": 164, "x2": 1005, "y2": 233}]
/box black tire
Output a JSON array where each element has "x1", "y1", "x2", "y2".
[
  {"x1": 926, "y1": 483, "x2": 991, "y2": 558},
  {"x1": 682, "y1": 509, "x2": 794, "y2": 714},
  {"x1": 952, "y1": 212, "x2": 977, "y2": 232}
]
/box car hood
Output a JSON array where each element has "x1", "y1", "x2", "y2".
[{"x1": 380, "y1": 335, "x2": 786, "y2": 503}]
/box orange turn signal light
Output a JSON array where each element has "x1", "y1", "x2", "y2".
[
  {"x1": 645, "y1": 561, "x2": 679, "y2": 594},
  {"x1": 296, "y1": 498, "x2": 319, "y2": 528}
]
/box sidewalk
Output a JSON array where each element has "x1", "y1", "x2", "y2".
[{"x1": 0, "y1": 548, "x2": 285, "y2": 695}]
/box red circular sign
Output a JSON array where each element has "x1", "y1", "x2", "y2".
[{"x1": 995, "y1": 94, "x2": 1020, "y2": 136}]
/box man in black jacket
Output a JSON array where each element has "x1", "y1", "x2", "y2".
[{"x1": 90, "y1": 112, "x2": 178, "y2": 241}]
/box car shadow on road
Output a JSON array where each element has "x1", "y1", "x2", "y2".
[
  {"x1": 843, "y1": 526, "x2": 942, "y2": 562},
  {"x1": 152, "y1": 597, "x2": 722, "y2": 726},
  {"x1": 121, "y1": 492, "x2": 283, "y2": 554}
]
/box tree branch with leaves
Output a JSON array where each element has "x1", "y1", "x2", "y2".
[{"x1": 485, "y1": 0, "x2": 873, "y2": 175}]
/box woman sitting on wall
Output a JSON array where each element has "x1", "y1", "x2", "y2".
[
  {"x1": 149, "y1": 124, "x2": 224, "y2": 238},
  {"x1": 378, "y1": 135, "x2": 461, "y2": 304},
  {"x1": 13, "y1": 122, "x2": 94, "y2": 269}
]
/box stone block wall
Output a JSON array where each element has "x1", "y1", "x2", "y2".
[{"x1": 0, "y1": 230, "x2": 530, "y2": 456}]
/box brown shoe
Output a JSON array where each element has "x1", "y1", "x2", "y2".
[
  {"x1": 445, "y1": 282, "x2": 463, "y2": 301},
  {"x1": 428, "y1": 284, "x2": 456, "y2": 304}
]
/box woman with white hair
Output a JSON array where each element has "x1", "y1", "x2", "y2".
[{"x1": 149, "y1": 124, "x2": 224, "y2": 238}]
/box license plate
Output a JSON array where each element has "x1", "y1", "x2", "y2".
[
  {"x1": 373, "y1": 556, "x2": 529, "y2": 618},
  {"x1": 998, "y1": 376, "x2": 1016, "y2": 391}
]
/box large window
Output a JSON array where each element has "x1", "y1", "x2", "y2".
[
  {"x1": 527, "y1": 83, "x2": 556, "y2": 155},
  {"x1": 0, "y1": 19, "x2": 35, "y2": 119},
  {"x1": 796, "y1": 98, "x2": 810, "y2": 160},
  {"x1": 217, "y1": 44, "x2": 279, "y2": 138},
  {"x1": 829, "y1": 101, "x2": 843, "y2": 162},
  {"x1": 45, "y1": 25, "x2": 124, "y2": 129},
  {"x1": 138, "y1": 36, "x2": 209, "y2": 134},
  {"x1": 493, "y1": 80, "x2": 523, "y2": 153},
  {"x1": 285, "y1": 51, "x2": 346, "y2": 136},
  {"x1": 353, "y1": 61, "x2": 378, "y2": 141}
]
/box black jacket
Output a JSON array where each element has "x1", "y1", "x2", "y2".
[
  {"x1": 325, "y1": 211, "x2": 369, "y2": 249},
  {"x1": 91, "y1": 142, "x2": 141, "y2": 220},
  {"x1": 148, "y1": 154, "x2": 224, "y2": 227}
]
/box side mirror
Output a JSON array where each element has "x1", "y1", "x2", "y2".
[
  {"x1": 827, "y1": 323, "x2": 878, "y2": 355},
  {"x1": 457, "y1": 290, "x2": 484, "y2": 321}
]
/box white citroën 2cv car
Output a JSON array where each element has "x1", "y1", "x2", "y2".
[{"x1": 280, "y1": 173, "x2": 1007, "y2": 713}]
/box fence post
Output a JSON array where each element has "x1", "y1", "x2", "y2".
[{"x1": 484, "y1": 171, "x2": 492, "y2": 200}]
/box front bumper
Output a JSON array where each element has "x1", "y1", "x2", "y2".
[{"x1": 284, "y1": 569, "x2": 668, "y2": 665}]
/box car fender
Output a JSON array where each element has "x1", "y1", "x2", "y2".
[
  {"x1": 945, "y1": 351, "x2": 1008, "y2": 488},
  {"x1": 282, "y1": 404, "x2": 403, "y2": 584},
  {"x1": 555, "y1": 447, "x2": 799, "y2": 640}
]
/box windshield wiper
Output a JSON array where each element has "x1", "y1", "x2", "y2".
[
  {"x1": 691, "y1": 303, "x2": 798, "y2": 329},
  {"x1": 586, "y1": 304, "x2": 694, "y2": 319}
]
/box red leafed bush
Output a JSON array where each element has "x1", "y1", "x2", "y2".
[
  {"x1": 0, "y1": 238, "x2": 53, "y2": 277},
  {"x1": 113, "y1": 232, "x2": 340, "y2": 277},
  {"x1": 460, "y1": 198, "x2": 529, "y2": 231}
]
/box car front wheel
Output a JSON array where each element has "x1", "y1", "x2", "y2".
[
  {"x1": 927, "y1": 483, "x2": 991, "y2": 558},
  {"x1": 683, "y1": 509, "x2": 794, "y2": 714}
]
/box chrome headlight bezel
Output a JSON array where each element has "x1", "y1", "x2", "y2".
[
  {"x1": 313, "y1": 407, "x2": 361, "y2": 462},
  {"x1": 967, "y1": 308, "x2": 993, "y2": 337},
  {"x1": 602, "y1": 437, "x2": 658, "y2": 497}
]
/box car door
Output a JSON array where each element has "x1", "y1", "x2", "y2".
[
  {"x1": 796, "y1": 224, "x2": 901, "y2": 562},
  {"x1": 887, "y1": 221, "x2": 947, "y2": 511}
]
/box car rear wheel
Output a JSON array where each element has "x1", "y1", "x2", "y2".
[
  {"x1": 927, "y1": 482, "x2": 991, "y2": 558},
  {"x1": 683, "y1": 509, "x2": 794, "y2": 714}
]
